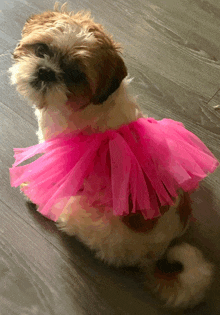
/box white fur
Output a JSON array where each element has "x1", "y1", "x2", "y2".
[
  {"x1": 57, "y1": 194, "x2": 185, "y2": 266},
  {"x1": 35, "y1": 79, "x2": 142, "y2": 141},
  {"x1": 156, "y1": 243, "x2": 214, "y2": 307}
]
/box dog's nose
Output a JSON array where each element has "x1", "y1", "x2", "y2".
[{"x1": 38, "y1": 67, "x2": 56, "y2": 82}]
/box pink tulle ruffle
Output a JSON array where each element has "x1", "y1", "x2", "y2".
[{"x1": 10, "y1": 118, "x2": 219, "y2": 221}]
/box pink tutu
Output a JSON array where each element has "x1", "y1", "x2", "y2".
[{"x1": 10, "y1": 117, "x2": 219, "y2": 221}]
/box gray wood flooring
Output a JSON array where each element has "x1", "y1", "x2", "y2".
[{"x1": 0, "y1": 0, "x2": 220, "y2": 314}]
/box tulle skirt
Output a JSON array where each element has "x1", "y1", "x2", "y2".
[{"x1": 10, "y1": 118, "x2": 219, "y2": 221}]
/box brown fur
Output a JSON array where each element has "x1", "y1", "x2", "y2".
[{"x1": 12, "y1": 9, "x2": 127, "y2": 108}]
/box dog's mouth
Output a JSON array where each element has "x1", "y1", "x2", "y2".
[{"x1": 66, "y1": 92, "x2": 90, "y2": 111}]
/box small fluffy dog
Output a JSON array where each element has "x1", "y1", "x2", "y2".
[{"x1": 9, "y1": 3, "x2": 216, "y2": 308}]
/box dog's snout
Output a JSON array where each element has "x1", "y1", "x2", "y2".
[{"x1": 38, "y1": 67, "x2": 56, "y2": 82}]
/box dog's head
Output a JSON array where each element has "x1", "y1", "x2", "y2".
[{"x1": 9, "y1": 4, "x2": 127, "y2": 109}]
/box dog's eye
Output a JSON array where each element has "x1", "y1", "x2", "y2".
[
  {"x1": 60, "y1": 59, "x2": 87, "y2": 85},
  {"x1": 64, "y1": 68, "x2": 87, "y2": 85},
  {"x1": 35, "y1": 44, "x2": 51, "y2": 58}
]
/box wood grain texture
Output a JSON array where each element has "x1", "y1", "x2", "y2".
[{"x1": 0, "y1": 0, "x2": 220, "y2": 314}]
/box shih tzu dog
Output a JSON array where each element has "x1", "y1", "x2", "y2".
[{"x1": 9, "y1": 3, "x2": 219, "y2": 309}]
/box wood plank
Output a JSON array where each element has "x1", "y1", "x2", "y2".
[{"x1": 0, "y1": 201, "x2": 164, "y2": 315}]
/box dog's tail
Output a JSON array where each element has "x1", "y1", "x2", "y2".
[{"x1": 153, "y1": 243, "x2": 213, "y2": 308}]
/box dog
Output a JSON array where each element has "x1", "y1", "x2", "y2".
[{"x1": 9, "y1": 3, "x2": 216, "y2": 308}]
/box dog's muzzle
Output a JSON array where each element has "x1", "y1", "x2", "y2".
[
  {"x1": 31, "y1": 66, "x2": 57, "y2": 90},
  {"x1": 37, "y1": 67, "x2": 56, "y2": 82}
]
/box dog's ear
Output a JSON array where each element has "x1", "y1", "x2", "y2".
[
  {"x1": 91, "y1": 50, "x2": 127, "y2": 104},
  {"x1": 83, "y1": 23, "x2": 127, "y2": 104}
]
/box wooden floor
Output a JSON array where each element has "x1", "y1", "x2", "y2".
[{"x1": 1, "y1": 0, "x2": 220, "y2": 314}]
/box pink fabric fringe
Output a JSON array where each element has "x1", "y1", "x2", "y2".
[{"x1": 10, "y1": 118, "x2": 219, "y2": 221}]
